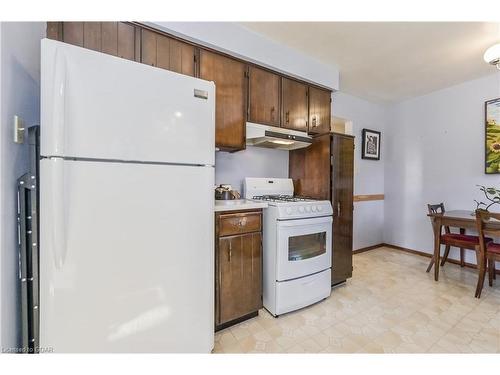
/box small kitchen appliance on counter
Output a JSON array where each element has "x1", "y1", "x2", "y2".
[
  {"x1": 214, "y1": 184, "x2": 241, "y2": 200},
  {"x1": 244, "y1": 178, "x2": 333, "y2": 317}
]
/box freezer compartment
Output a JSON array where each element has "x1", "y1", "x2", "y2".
[
  {"x1": 41, "y1": 39, "x2": 215, "y2": 165},
  {"x1": 39, "y1": 158, "x2": 214, "y2": 352}
]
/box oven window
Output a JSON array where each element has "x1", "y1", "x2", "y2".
[{"x1": 288, "y1": 232, "x2": 326, "y2": 261}]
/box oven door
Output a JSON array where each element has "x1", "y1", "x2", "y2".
[{"x1": 276, "y1": 215, "x2": 332, "y2": 281}]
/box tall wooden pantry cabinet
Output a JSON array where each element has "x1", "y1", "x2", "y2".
[{"x1": 289, "y1": 133, "x2": 355, "y2": 286}]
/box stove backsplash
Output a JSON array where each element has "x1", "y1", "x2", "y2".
[{"x1": 215, "y1": 147, "x2": 289, "y2": 195}]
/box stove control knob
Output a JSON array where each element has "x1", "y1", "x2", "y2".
[
  {"x1": 311, "y1": 205, "x2": 317, "y2": 212},
  {"x1": 305, "y1": 206, "x2": 311, "y2": 212},
  {"x1": 317, "y1": 205, "x2": 323, "y2": 212},
  {"x1": 298, "y1": 206, "x2": 305, "y2": 213},
  {"x1": 286, "y1": 207, "x2": 293, "y2": 215}
]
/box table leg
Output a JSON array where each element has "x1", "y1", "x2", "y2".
[
  {"x1": 433, "y1": 218, "x2": 441, "y2": 281},
  {"x1": 459, "y1": 228, "x2": 465, "y2": 267}
]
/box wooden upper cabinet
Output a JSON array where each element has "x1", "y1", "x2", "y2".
[
  {"x1": 108, "y1": 22, "x2": 138, "y2": 61},
  {"x1": 60, "y1": 22, "x2": 84, "y2": 46},
  {"x1": 281, "y1": 78, "x2": 308, "y2": 132},
  {"x1": 200, "y1": 50, "x2": 246, "y2": 151},
  {"x1": 289, "y1": 134, "x2": 331, "y2": 200},
  {"x1": 308, "y1": 86, "x2": 331, "y2": 135},
  {"x1": 141, "y1": 29, "x2": 195, "y2": 76},
  {"x1": 248, "y1": 66, "x2": 281, "y2": 126},
  {"x1": 47, "y1": 22, "x2": 139, "y2": 62}
]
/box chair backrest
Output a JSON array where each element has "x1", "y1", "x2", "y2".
[
  {"x1": 427, "y1": 203, "x2": 450, "y2": 234},
  {"x1": 475, "y1": 209, "x2": 500, "y2": 256}
]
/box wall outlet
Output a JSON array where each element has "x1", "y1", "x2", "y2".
[{"x1": 14, "y1": 115, "x2": 25, "y2": 144}]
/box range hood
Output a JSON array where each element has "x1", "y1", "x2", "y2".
[{"x1": 246, "y1": 122, "x2": 312, "y2": 150}]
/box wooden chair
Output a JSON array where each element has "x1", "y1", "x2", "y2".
[
  {"x1": 426, "y1": 203, "x2": 486, "y2": 273},
  {"x1": 474, "y1": 210, "x2": 500, "y2": 298}
]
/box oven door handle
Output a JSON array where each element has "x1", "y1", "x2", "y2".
[{"x1": 277, "y1": 215, "x2": 332, "y2": 228}]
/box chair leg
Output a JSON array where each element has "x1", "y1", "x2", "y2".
[
  {"x1": 440, "y1": 245, "x2": 451, "y2": 266},
  {"x1": 460, "y1": 248, "x2": 465, "y2": 267},
  {"x1": 475, "y1": 247, "x2": 485, "y2": 298},
  {"x1": 426, "y1": 256, "x2": 435, "y2": 273},
  {"x1": 488, "y1": 258, "x2": 494, "y2": 287},
  {"x1": 475, "y1": 265, "x2": 486, "y2": 298},
  {"x1": 493, "y1": 260, "x2": 497, "y2": 280}
]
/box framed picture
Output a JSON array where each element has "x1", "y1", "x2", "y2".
[
  {"x1": 485, "y1": 97, "x2": 500, "y2": 174},
  {"x1": 361, "y1": 129, "x2": 381, "y2": 160}
]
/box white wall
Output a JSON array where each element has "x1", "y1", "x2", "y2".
[
  {"x1": 333, "y1": 92, "x2": 388, "y2": 250},
  {"x1": 215, "y1": 147, "x2": 289, "y2": 194},
  {"x1": 0, "y1": 22, "x2": 45, "y2": 350},
  {"x1": 384, "y1": 72, "x2": 500, "y2": 264},
  {"x1": 150, "y1": 22, "x2": 339, "y2": 91}
]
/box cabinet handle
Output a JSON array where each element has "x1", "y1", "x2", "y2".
[
  {"x1": 271, "y1": 106, "x2": 275, "y2": 121},
  {"x1": 285, "y1": 111, "x2": 290, "y2": 124},
  {"x1": 337, "y1": 201, "x2": 341, "y2": 217},
  {"x1": 228, "y1": 241, "x2": 232, "y2": 262}
]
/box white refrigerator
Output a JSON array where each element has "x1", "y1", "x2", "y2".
[{"x1": 39, "y1": 39, "x2": 215, "y2": 353}]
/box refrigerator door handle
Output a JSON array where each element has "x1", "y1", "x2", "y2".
[
  {"x1": 51, "y1": 158, "x2": 67, "y2": 268},
  {"x1": 52, "y1": 50, "x2": 66, "y2": 156}
]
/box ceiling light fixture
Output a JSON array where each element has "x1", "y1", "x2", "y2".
[{"x1": 484, "y1": 43, "x2": 500, "y2": 70}]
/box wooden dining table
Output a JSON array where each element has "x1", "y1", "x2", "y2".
[{"x1": 427, "y1": 210, "x2": 500, "y2": 281}]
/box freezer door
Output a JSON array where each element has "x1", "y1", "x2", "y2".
[
  {"x1": 41, "y1": 38, "x2": 215, "y2": 165},
  {"x1": 39, "y1": 159, "x2": 214, "y2": 352}
]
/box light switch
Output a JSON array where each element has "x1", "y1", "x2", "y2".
[{"x1": 14, "y1": 115, "x2": 25, "y2": 144}]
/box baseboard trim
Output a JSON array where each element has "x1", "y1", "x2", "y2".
[
  {"x1": 353, "y1": 242, "x2": 500, "y2": 275},
  {"x1": 353, "y1": 243, "x2": 385, "y2": 254},
  {"x1": 381, "y1": 243, "x2": 500, "y2": 275},
  {"x1": 382, "y1": 243, "x2": 432, "y2": 258}
]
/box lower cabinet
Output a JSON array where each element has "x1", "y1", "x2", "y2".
[{"x1": 215, "y1": 210, "x2": 263, "y2": 330}]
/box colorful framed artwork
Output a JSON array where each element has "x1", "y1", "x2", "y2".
[{"x1": 485, "y1": 97, "x2": 500, "y2": 174}]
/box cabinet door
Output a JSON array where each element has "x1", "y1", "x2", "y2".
[
  {"x1": 289, "y1": 134, "x2": 331, "y2": 200},
  {"x1": 62, "y1": 22, "x2": 84, "y2": 46},
  {"x1": 83, "y1": 22, "x2": 102, "y2": 51},
  {"x1": 218, "y1": 233, "x2": 262, "y2": 325},
  {"x1": 141, "y1": 29, "x2": 195, "y2": 76},
  {"x1": 281, "y1": 78, "x2": 308, "y2": 132},
  {"x1": 102, "y1": 22, "x2": 138, "y2": 61},
  {"x1": 200, "y1": 50, "x2": 246, "y2": 151},
  {"x1": 331, "y1": 134, "x2": 354, "y2": 285},
  {"x1": 308, "y1": 86, "x2": 331, "y2": 135},
  {"x1": 141, "y1": 29, "x2": 158, "y2": 67},
  {"x1": 248, "y1": 66, "x2": 280, "y2": 126},
  {"x1": 170, "y1": 39, "x2": 196, "y2": 76}
]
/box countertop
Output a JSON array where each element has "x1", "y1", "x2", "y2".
[{"x1": 214, "y1": 199, "x2": 268, "y2": 212}]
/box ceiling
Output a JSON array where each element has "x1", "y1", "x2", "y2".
[{"x1": 239, "y1": 22, "x2": 500, "y2": 103}]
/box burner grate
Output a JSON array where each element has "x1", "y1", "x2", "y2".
[{"x1": 252, "y1": 195, "x2": 316, "y2": 202}]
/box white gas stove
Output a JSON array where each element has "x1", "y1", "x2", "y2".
[
  {"x1": 245, "y1": 178, "x2": 333, "y2": 220},
  {"x1": 244, "y1": 178, "x2": 333, "y2": 317}
]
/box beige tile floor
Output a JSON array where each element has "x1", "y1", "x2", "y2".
[{"x1": 213, "y1": 246, "x2": 500, "y2": 353}]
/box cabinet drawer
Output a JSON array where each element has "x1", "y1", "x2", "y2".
[{"x1": 219, "y1": 212, "x2": 261, "y2": 236}]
